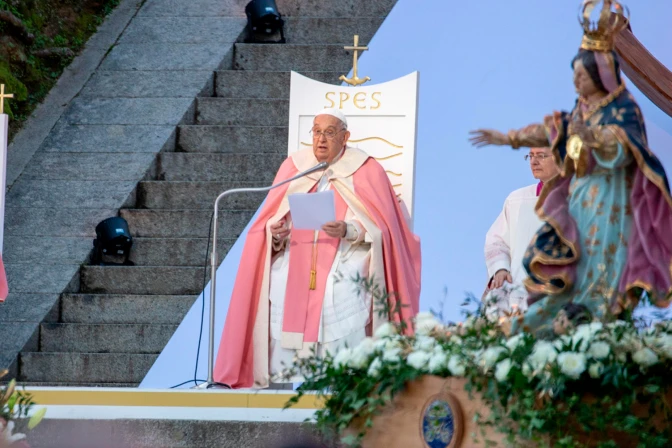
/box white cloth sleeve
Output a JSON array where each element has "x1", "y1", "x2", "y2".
[{"x1": 484, "y1": 200, "x2": 512, "y2": 279}]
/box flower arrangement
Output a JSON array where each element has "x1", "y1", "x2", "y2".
[
  {"x1": 0, "y1": 370, "x2": 45, "y2": 448},
  {"x1": 283, "y1": 294, "x2": 672, "y2": 447}
]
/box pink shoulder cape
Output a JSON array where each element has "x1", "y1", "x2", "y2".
[{"x1": 213, "y1": 155, "x2": 421, "y2": 388}]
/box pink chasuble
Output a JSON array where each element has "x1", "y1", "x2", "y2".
[{"x1": 282, "y1": 185, "x2": 348, "y2": 345}]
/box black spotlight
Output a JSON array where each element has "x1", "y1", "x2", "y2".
[
  {"x1": 92, "y1": 217, "x2": 134, "y2": 266},
  {"x1": 244, "y1": 0, "x2": 286, "y2": 43}
]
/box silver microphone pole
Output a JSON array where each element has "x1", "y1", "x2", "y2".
[{"x1": 194, "y1": 161, "x2": 329, "y2": 389}]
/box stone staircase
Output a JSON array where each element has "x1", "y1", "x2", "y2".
[{"x1": 17, "y1": 0, "x2": 396, "y2": 386}]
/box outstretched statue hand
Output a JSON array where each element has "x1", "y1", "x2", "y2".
[{"x1": 469, "y1": 129, "x2": 510, "y2": 147}]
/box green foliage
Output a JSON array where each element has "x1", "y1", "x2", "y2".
[
  {"x1": 0, "y1": 60, "x2": 27, "y2": 118},
  {"x1": 283, "y1": 283, "x2": 672, "y2": 448},
  {"x1": 0, "y1": 0, "x2": 120, "y2": 138}
]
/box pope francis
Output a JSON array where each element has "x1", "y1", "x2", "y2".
[{"x1": 213, "y1": 108, "x2": 421, "y2": 389}]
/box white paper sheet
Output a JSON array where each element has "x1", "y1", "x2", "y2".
[{"x1": 288, "y1": 190, "x2": 336, "y2": 230}]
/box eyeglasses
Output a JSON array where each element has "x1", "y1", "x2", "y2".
[
  {"x1": 310, "y1": 128, "x2": 346, "y2": 140},
  {"x1": 525, "y1": 154, "x2": 552, "y2": 161}
]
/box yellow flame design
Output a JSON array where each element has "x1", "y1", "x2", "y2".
[{"x1": 374, "y1": 152, "x2": 403, "y2": 161}]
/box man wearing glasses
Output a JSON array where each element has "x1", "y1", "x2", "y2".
[
  {"x1": 483, "y1": 147, "x2": 559, "y2": 315},
  {"x1": 214, "y1": 108, "x2": 421, "y2": 389}
]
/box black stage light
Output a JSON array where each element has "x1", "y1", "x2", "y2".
[
  {"x1": 244, "y1": 0, "x2": 286, "y2": 43},
  {"x1": 92, "y1": 217, "x2": 134, "y2": 266}
]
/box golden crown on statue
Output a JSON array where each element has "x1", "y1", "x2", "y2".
[{"x1": 579, "y1": 0, "x2": 629, "y2": 52}]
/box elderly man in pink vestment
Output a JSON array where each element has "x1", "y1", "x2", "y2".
[
  {"x1": 213, "y1": 108, "x2": 422, "y2": 389},
  {"x1": 484, "y1": 147, "x2": 559, "y2": 315}
]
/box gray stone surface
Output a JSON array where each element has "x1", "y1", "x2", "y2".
[
  {"x1": 6, "y1": 0, "x2": 143, "y2": 188},
  {"x1": 158, "y1": 152, "x2": 285, "y2": 182},
  {"x1": 282, "y1": 17, "x2": 383, "y2": 44},
  {"x1": 3, "y1": 236, "x2": 91, "y2": 264},
  {"x1": 5, "y1": 208, "x2": 116, "y2": 236},
  {"x1": 0, "y1": 322, "x2": 40, "y2": 353},
  {"x1": 119, "y1": 17, "x2": 246, "y2": 43},
  {"x1": 100, "y1": 43, "x2": 233, "y2": 71},
  {"x1": 64, "y1": 97, "x2": 195, "y2": 126},
  {"x1": 40, "y1": 123, "x2": 177, "y2": 154},
  {"x1": 215, "y1": 70, "x2": 341, "y2": 98},
  {"x1": 80, "y1": 266, "x2": 205, "y2": 295},
  {"x1": 40, "y1": 323, "x2": 178, "y2": 353},
  {"x1": 0, "y1": 294, "x2": 59, "y2": 323},
  {"x1": 129, "y1": 237, "x2": 234, "y2": 266},
  {"x1": 177, "y1": 125, "x2": 288, "y2": 153},
  {"x1": 28, "y1": 419, "x2": 317, "y2": 448},
  {"x1": 80, "y1": 71, "x2": 215, "y2": 98},
  {"x1": 137, "y1": 181, "x2": 265, "y2": 209},
  {"x1": 234, "y1": 44, "x2": 353, "y2": 71},
  {"x1": 139, "y1": 0, "x2": 396, "y2": 17},
  {"x1": 19, "y1": 153, "x2": 157, "y2": 181},
  {"x1": 120, "y1": 209, "x2": 255, "y2": 238},
  {"x1": 7, "y1": 180, "x2": 138, "y2": 208},
  {"x1": 5, "y1": 263, "x2": 80, "y2": 294},
  {"x1": 19, "y1": 352, "x2": 157, "y2": 383},
  {"x1": 61, "y1": 294, "x2": 196, "y2": 324},
  {"x1": 196, "y1": 98, "x2": 288, "y2": 126}
]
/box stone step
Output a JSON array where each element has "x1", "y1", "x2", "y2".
[
  {"x1": 129, "y1": 237, "x2": 234, "y2": 266},
  {"x1": 81, "y1": 266, "x2": 206, "y2": 295},
  {"x1": 215, "y1": 71, "x2": 341, "y2": 98},
  {"x1": 137, "y1": 181, "x2": 266, "y2": 210},
  {"x1": 233, "y1": 44, "x2": 353, "y2": 72},
  {"x1": 139, "y1": 0, "x2": 396, "y2": 18},
  {"x1": 40, "y1": 323, "x2": 178, "y2": 354},
  {"x1": 120, "y1": 209, "x2": 255, "y2": 238},
  {"x1": 19, "y1": 352, "x2": 157, "y2": 384},
  {"x1": 177, "y1": 125, "x2": 287, "y2": 154},
  {"x1": 196, "y1": 97, "x2": 288, "y2": 126},
  {"x1": 157, "y1": 153, "x2": 285, "y2": 182},
  {"x1": 27, "y1": 419, "x2": 313, "y2": 448},
  {"x1": 256, "y1": 17, "x2": 383, "y2": 45},
  {"x1": 60, "y1": 293, "x2": 196, "y2": 324}
]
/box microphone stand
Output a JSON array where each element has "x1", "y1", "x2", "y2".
[{"x1": 194, "y1": 161, "x2": 329, "y2": 389}]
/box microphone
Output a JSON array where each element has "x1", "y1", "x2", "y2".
[{"x1": 193, "y1": 160, "x2": 329, "y2": 389}]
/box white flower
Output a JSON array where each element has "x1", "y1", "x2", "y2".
[
  {"x1": 646, "y1": 334, "x2": 672, "y2": 359},
  {"x1": 367, "y1": 357, "x2": 383, "y2": 377},
  {"x1": 374, "y1": 336, "x2": 401, "y2": 352},
  {"x1": 495, "y1": 358, "x2": 513, "y2": 382},
  {"x1": 407, "y1": 351, "x2": 432, "y2": 370},
  {"x1": 572, "y1": 324, "x2": 597, "y2": 352},
  {"x1": 448, "y1": 355, "x2": 466, "y2": 377},
  {"x1": 557, "y1": 352, "x2": 587, "y2": 379},
  {"x1": 414, "y1": 335, "x2": 436, "y2": 352},
  {"x1": 0, "y1": 420, "x2": 27, "y2": 445},
  {"x1": 588, "y1": 341, "x2": 610, "y2": 360},
  {"x1": 505, "y1": 334, "x2": 525, "y2": 352},
  {"x1": 428, "y1": 350, "x2": 448, "y2": 373},
  {"x1": 333, "y1": 348, "x2": 352, "y2": 368},
  {"x1": 632, "y1": 347, "x2": 659, "y2": 368},
  {"x1": 521, "y1": 362, "x2": 534, "y2": 379},
  {"x1": 349, "y1": 339, "x2": 375, "y2": 369},
  {"x1": 415, "y1": 312, "x2": 440, "y2": 335},
  {"x1": 480, "y1": 347, "x2": 506, "y2": 370},
  {"x1": 382, "y1": 347, "x2": 402, "y2": 363},
  {"x1": 374, "y1": 322, "x2": 397, "y2": 339},
  {"x1": 528, "y1": 341, "x2": 558, "y2": 370},
  {"x1": 589, "y1": 362, "x2": 603, "y2": 379}
]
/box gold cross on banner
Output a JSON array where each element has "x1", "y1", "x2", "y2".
[
  {"x1": 339, "y1": 35, "x2": 371, "y2": 87},
  {"x1": 0, "y1": 84, "x2": 14, "y2": 116}
]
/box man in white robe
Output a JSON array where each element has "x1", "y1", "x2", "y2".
[
  {"x1": 213, "y1": 108, "x2": 421, "y2": 389},
  {"x1": 484, "y1": 146, "x2": 559, "y2": 314}
]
